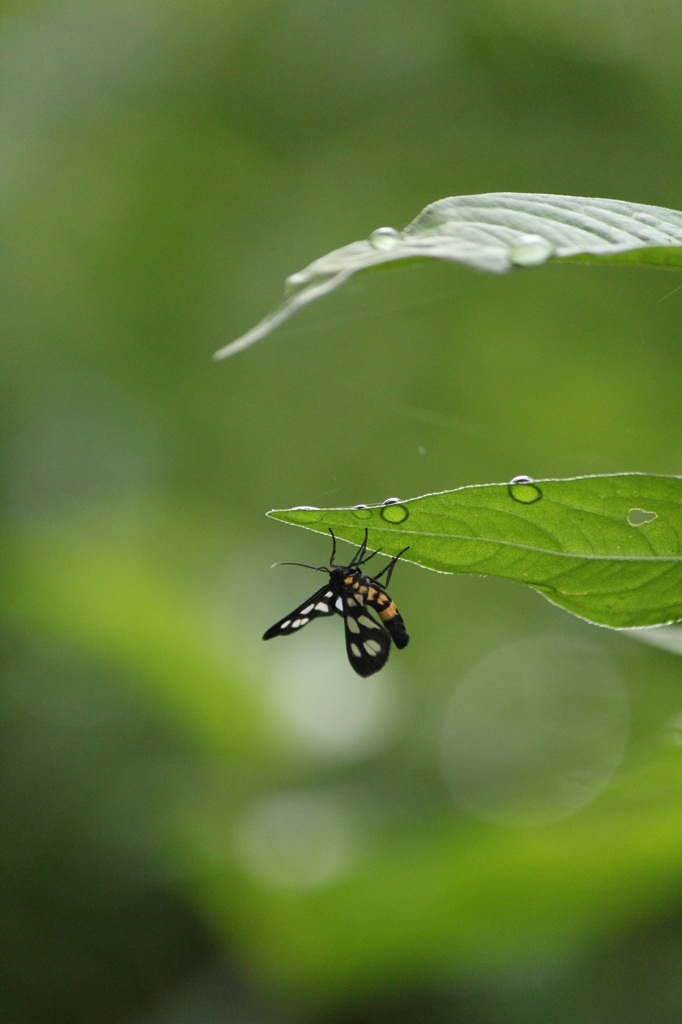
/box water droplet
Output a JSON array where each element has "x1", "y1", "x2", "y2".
[
  {"x1": 509, "y1": 234, "x2": 555, "y2": 268},
  {"x1": 508, "y1": 481, "x2": 543, "y2": 504},
  {"x1": 380, "y1": 503, "x2": 409, "y2": 524},
  {"x1": 510, "y1": 475, "x2": 533, "y2": 485},
  {"x1": 627, "y1": 508, "x2": 658, "y2": 526},
  {"x1": 285, "y1": 271, "x2": 308, "y2": 288},
  {"x1": 417, "y1": 446, "x2": 426, "y2": 456},
  {"x1": 288, "y1": 506, "x2": 323, "y2": 524},
  {"x1": 352, "y1": 505, "x2": 373, "y2": 520},
  {"x1": 369, "y1": 227, "x2": 400, "y2": 251},
  {"x1": 382, "y1": 497, "x2": 401, "y2": 505}
]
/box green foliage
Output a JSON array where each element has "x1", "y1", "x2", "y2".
[
  {"x1": 215, "y1": 194, "x2": 682, "y2": 359},
  {"x1": 7, "y1": 1, "x2": 682, "y2": 1022},
  {"x1": 270, "y1": 474, "x2": 682, "y2": 628}
]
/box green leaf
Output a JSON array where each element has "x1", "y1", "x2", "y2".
[
  {"x1": 214, "y1": 193, "x2": 682, "y2": 359},
  {"x1": 267, "y1": 473, "x2": 682, "y2": 629}
]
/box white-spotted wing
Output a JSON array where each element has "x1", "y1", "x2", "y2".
[
  {"x1": 342, "y1": 596, "x2": 391, "y2": 677},
  {"x1": 262, "y1": 584, "x2": 337, "y2": 640}
]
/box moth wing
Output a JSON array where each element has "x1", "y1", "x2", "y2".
[
  {"x1": 342, "y1": 598, "x2": 391, "y2": 677},
  {"x1": 263, "y1": 583, "x2": 336, "y2": 640}
]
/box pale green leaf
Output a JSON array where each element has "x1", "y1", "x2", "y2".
[
  {"x1": 268, "y1": 473, "x2": 682, "y2": 628},
  {"x1": 214, "y1": 193, "x2": 682, "y2": 359}
]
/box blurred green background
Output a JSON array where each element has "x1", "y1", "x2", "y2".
[{"x1": 6, "y1": 1, "x2": 682, "y2": 1022}]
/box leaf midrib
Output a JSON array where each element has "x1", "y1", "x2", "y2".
[{"x1": 314, "y1": 525, "x2": 682, "y2": 563}]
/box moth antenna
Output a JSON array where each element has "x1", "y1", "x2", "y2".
[{"x1": 271, "y1": 562, "x2": 329, "y2": 573}]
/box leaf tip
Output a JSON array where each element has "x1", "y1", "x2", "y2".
[{"x1": 267, "y1": 506, "x2": 327, "y2": 526}]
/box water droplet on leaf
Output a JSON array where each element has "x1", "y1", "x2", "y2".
[
  {"x1": 380, "y1": 503, "x2": 409, "y2": 524},
  {"x1": 369, "y1": 227, "x2": 400, "y2": 250},
  {"x1": 285, "y1": 271, "x2": 308, "y2": 289},
  {"x1": 508, "y1": 482, "x2": 543, "y2": 504},
  {"x1": 289, "y1": 506, "x2": 323, "y2": 524},
  {"x1": 509, "y1": 234, "x2": 555, "y2": 267},
  {"x1": 352, "y1": 505, "x2": 373, "y2": 520},
  {"x1": 510, "y1": 475, "x2": 533, "y2": 484}
]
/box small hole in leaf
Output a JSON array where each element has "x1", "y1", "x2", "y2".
[{"x1": 627, "y1": 508, "x2": 658, "y2": 526}]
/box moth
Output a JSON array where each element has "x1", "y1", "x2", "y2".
[{"x1": 263, "y1": 529, "x2": 409, "y2": 677}]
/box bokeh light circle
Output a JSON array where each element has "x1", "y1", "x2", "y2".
[{"x1": 440, "y1": 636, "x2": 629, "y2": 826}]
